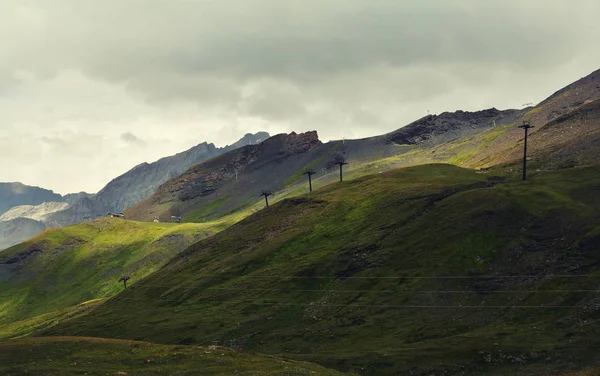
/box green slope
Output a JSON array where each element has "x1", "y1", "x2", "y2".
[
  {"x1": 0, "y1": 218, "x2": 226, "y2": 327},
  {"x1": 0, "y1": 337, "x2": 345, "y2": 376},
  {"x1": 44, "y1": 163, "x2": 600, "y2": 375}
]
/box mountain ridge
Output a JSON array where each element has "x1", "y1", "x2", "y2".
[{"x1": 95, "y1": 131, "x2": 270, "y2": 213}]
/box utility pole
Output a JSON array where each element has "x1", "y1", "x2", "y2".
[
  {"x1": 518, "y1": 121, "x2": 534, "y2": 181},
  {"x1": 303, "y1": 170, "x2": 316, "y2": 192},
  {"x1": 119, "y1": 275, "x2": 131, "y2": 290},
  {"x1": 260, "y1": 190, "x2": 272, "y2": 207}
]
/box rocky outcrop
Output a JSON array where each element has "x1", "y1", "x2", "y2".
[
  {"x1": 95, "y1": 132, "x2": 269, "y2": 212},
  {"x1": 0, "y1": 183, "x2": 63, "y2": 215},
  {"x1": 386, "y1": 108, "x2": 518, "y2": 146}
]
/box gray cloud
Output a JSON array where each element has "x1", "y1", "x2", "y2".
[
  {"x1": 0, "y1": 0, "x2": 599, "y2": 193},
  {"x1": 120, "y1": 132, "x2": 147, "y2": 148}
]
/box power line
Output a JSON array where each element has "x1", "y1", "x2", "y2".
[
  {"x1": 129, "y1": 274, "x2": 600, "y2": 280},
  {"x1": 130, "y1": 285, "x2": 600, "y2": 294},
  {"x1": 111, "y1": 296, "x2": 597, "y2": 309}
]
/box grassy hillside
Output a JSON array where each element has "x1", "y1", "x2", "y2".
[
  {"x1": 44, "y1": 163, "x2": 600, "y2": 375},
  {"x1": 0, "y1": 218, "x2": 235, "y2": 327},
  {"x1": 0, "y1": 299, "x2": 105, "y2": 339},
  {"x1": 0, "y1": 337, "x2": 345, "y2": 376}
]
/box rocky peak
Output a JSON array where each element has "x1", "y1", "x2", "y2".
[{"x1": 259, "y1": 131, "x2": 321, "y2": 155}]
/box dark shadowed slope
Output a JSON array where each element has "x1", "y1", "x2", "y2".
[
  {"x1": 46, "y1": 163, "x2": 600, "y2": 375},
  {"x1": 0, "y1": 337, "x2": 344, "y2": 376}
]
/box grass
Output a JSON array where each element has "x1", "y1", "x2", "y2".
[
  {"x1": 0, "y1": 299, "x2": 105, "y2": 339},
  {"x1": 0, "y1": 337, "x2": 346, "y2": 375},
  {"x1": 42, "y1": 163, "x2": 600, "y2": 375},
  {"x1": 0, "y1": 218, "x2": 224, "y2": 326}
]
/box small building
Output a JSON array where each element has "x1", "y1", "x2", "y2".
[
  {"x1": 171, "y1": 216, "x2": 182, "y2": 223},
  {"x1": 153, "y1": 217, "x2": 160, "y2": 223},
  {"x1": 108, "y1": 212, "x2": 125, "y2": 219}
]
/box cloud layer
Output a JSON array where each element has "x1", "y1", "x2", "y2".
[{"x1": 1, "y1": 0, "x2": 599, "y2": 193}]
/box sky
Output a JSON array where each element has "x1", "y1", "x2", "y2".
[{"x1": 1, "y1": 0, "x2": 599, "y2": 194}]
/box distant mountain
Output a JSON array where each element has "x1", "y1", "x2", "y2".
[
  {"x1": 0, "y1": 183, "x2": 63, "y2": 215},
  {"x1": 0, "y1": 202, "x2": 69, "y2": 226},
  {"x1": 63, "y1": 192, "x2": 95, "y2": 205},
  {"x1": 95, "y1": 132, "x2": 269, "y2": 213},
  {"x1": 44, "y1": 196, "x2": 109, "y2": 227},
  {"x1": 0, "y1": 217, "x2": 47, "y2": 251},
  {"x1": 0, "y1": 132, "x2": 270, "y2": 251}
]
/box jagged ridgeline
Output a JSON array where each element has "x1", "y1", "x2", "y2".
[{"x1": 0, "y1": 132, "x2": 269, "y2": 251}]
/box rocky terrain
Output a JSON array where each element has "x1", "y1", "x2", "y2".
[{"x1": 385, "y1": 108, "x2": 521, "y2": 146}]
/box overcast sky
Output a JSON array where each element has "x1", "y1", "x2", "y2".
[{"x1": 1, "y1": 0, "x2": 599, "y2": 194}]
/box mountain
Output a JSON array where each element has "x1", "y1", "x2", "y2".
[
  {"x1": 95, "y1": 132, "x2": 270, "y2": 213},
  {"x1": 44, "y1": 163, "x2": 600, "y2": 375},
  {"x1": 0, "y1": 202, "x2": 69, "y2": 226},
  {"x1": 0, "y1": 132, "x2": 270, "y2": 251},
  {"x1": 0, "y1": 183, "x2": 63, "y2": 216},
  {"x1": 3, "y1": 68, "x2": 600, "y2": 375},
  {"x1": 0, "y1": 218, "x2": 47, "y2": 251},
  {"x1": 125, "y1": 131, "x2": 335, "y2": 222},
  {"x1": 384, "y1": 107, "x2": 522, "y2": 146},
  {"x1": 123, "y1": 108, "x2": 523, "y2": 222},
  {"x1": 62, "y1": 192, "x2": 94, "y2": 205},
  {"x1": 463, "y1": 68, "x2": 600, "y2": 169},
  {"x1": 0, "y1": 203, "x2": 69, "y2": 249}
]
